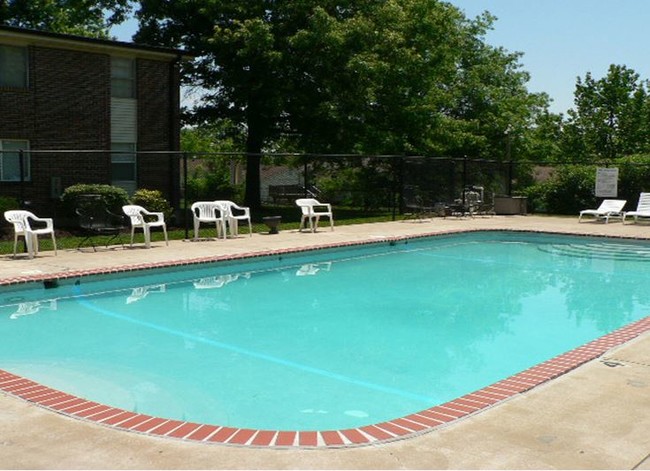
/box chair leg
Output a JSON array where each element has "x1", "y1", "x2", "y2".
[
  {"x1": 25, "y1": 233, "x2": 35, "y2": 259},
  {"x1": 143, "y1": 227, "x2": 151, "y2": 249},
  {"x1": 12, "y1": 233, "x2": 18, "y2": 258},
  {"x1": 51, "y1": 232, "x2": 57, "y2": 255},
  {"x1": 130, "y1": 227, "x2": 135, "y2": 247},
  {"x1": 248, "y1": 219, "x2": 252, "y2": 237},
  {"x1": 193, "y1": 219, "x2": 200, "y2": 241},
  {"x1": 330, "y1": 216, "x2": 334, "y2": 231},
  {"x1": 163, "y1": 224, "x2": 169, "y2": 246}
]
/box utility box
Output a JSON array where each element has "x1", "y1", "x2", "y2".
[{"x1": 494, "y1": 196, "x2": 527, "y2": 215}]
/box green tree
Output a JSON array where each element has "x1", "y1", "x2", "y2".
[
  {"x1": 135, "y1": 0, "x2": 549, "y2": 208},
  {"x1": 0, "y1": 0, "x2": 132, "y2": 38},
  {"x1": 561, "y1": 64, "x2": 650, "y2": 162}
]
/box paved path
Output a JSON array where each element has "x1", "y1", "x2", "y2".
[{"x1": 0, "y1": 215, "x2": 649, "y2": 469}]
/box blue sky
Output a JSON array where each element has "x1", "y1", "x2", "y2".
[
  {"x1": 113, "y1": 1, "x2": 650, "y2": 115},
  {"x1": 447, "y1": 0, "x2": 650, "y2": 114}
]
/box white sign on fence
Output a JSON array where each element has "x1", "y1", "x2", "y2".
[{"x1": 595, "y1": 167, "x2": 619, "y2": 197}]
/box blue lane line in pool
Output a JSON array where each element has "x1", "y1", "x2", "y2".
[{"x1": 72, "y1": 288, "x2": 435, "y2": 404}]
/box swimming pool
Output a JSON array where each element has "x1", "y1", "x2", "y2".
[{"x1": 1, "y1": 231, "x2": 650, "y2": 444}]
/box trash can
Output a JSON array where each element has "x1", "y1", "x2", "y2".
[{"x1": 494, "y1": 196, "x2": 527, "y2": 215}]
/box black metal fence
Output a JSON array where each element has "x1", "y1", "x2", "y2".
[{"x1": 0, "y1": 149, "x2": 524, "y2": 223}]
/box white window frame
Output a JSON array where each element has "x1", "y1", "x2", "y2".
[
  {"x1": 0, "y1": 140, "x2": 30, "y2": 182},
  {"x1": 0, "y1": 45, "x2": 28, "y2": 88}
]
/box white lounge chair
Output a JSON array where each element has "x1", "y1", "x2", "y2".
[
  {"x1": 122, "y1": 205, "x2": 169, "y2": 249},
  {"x1": 623, "y1": 193, "x2": 650, "y2": 224},
  {"x1": 191, "y1": 201, "x2": 227, "y2": 240},
  {"x1": 578, "y1": 199, "x2": 627, "y2": 224},
  {"x1": 4, "y1": 210, "x2": 57, "y2": 259},
  {"x1": 215, "y1": 200, "x2": 252, "y2": 237},
  {"x1": 296, "y1": 198, "x2": 334, "y2": 232}
]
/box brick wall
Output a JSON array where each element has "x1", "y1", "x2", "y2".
[
  {"x1": 0, "y1": 42, "x2": 181, "y2": 217},
  {"x1": 136, "y1": 58, "x2": 179, "y2": 203}
]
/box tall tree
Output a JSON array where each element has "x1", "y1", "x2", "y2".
[
  {"x1": 562, "y1": 64, "x2": 650, "y2": 162},
  {"x1": 135, "y1": 0, "x2": 547, "y2": 207},
  {"x1": 0, "y1": 0, "x2": 132, "y2": 37}
]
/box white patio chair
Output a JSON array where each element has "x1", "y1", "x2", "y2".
[
  {"x1": 122, "y1": 205, "x2": 168, "y2": 249},
  {"x1": 578, "y1": 199, "x2": 627, "y2": 224},
  {"x1": 215, "y1": 200, "x2": 252, "y2": 237},
  {"x1": 295, "y1": 198, "x2": 334, "y2": 232},
  {"x1": 623, "y1": 193, "x2": 650, "y2": 224},
  {"x1": 4, "y1": 210, "x2": 57, "y2": 259},
  {"x1": 191, "y1": 201, "x2": 227, "y2": 240}
]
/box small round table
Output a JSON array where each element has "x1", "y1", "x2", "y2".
[{"x1": 262, "y1": 216, "x2": 282, "y2": 234}]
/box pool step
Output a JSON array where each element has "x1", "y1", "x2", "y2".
[{"x1": 538, "y1": 242, "x2": 650, "y2": 261}]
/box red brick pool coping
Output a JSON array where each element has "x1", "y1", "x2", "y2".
[{"x1": 2, "y1": 228, "x2": 650, "y2": 448}]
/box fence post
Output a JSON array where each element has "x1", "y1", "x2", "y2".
[
  {"x1": 462, "y1": 155, "x2": 468, "y2": 207},
  {"x1": 19, "y1": 149, "x2": 26, "y2": 208},
  {"x1": 183, "y1": 152, "x2": 189, "y2": 240},
  {"x1": 303, "y1": 158, "x2": 309, "y2": 197},
  {"x1": 507, "y1": 160, "x2": 514, "y2": 196},
  {"x1": 394, "y1": 156, "x2": 404, "y2": 221}
]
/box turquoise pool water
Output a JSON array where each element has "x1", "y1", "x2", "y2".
[{"x1": 1, "y1": 231, "x2": 649, "y2": 431}]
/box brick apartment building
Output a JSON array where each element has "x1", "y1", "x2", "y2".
[{"x1": 0, "y1": 25, "x2": 191, "y2": 217}]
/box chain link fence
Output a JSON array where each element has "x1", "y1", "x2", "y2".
[{"x1": 0, "y1": 150, "x2": 530, "y2": 223}]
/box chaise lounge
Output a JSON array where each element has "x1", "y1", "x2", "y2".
[{"x1": 578, "y1": 199, "x2": 627, "y2": 224}]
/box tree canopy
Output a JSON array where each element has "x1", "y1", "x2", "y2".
[
  {"x1": 134, "y1": 0, "x2": 549, "y2": 206},
  {"x1": 0, "y1": 0, "x2": 132, "y2": 38},
  {"x1": 561, "y1": 64, "x2": 650, "y2": 162}
]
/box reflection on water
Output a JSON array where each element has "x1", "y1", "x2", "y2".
[
  {"x1": 296, "y1": 262, "x2": 332, "y2": 276},
  {"x1": 192, "y1": 272, "x2": 251, "y2": 290},
  {"x1": 126, "y1": 284, "x2": 166, "y2": 304},
  {"x1": 10, "y1": 299, "x2": 58, "y2": 319}
]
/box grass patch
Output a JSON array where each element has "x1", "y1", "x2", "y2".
[{"x1": 0, "y1": 206, "x2": 394, "y2": 255}]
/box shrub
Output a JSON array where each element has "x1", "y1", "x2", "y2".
[
  {"x1": 0, "y1": 196, "x2": 20, "y2": 233},
  {"x1": 131, "y1": 189, "x2": 174, "y2": 221},
  {"x1": 524, "y1": 165, "x2": 596, "y2": 215},
  {"x1": 60, "y1": 184, "x2": 130, "y2": 216},
  {"x1": 0, "y1": 196, "x2": 20, "y2": 215},
  {"x1": 617, "y1": 154, "x2": 650, "y2": 204}
]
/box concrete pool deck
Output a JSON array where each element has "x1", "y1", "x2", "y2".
[{"x1": 0, "y1": 214, "x2": 649, "y2": 469}]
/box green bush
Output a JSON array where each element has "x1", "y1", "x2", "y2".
[
  {"x1": 0, "y1": 196, "x2": 20, "y2": 215},
  {"x1": 131, "y1": 189, "x2": 174, "y2": 222},
  {"x1": 617, "y1": 154, "x2": 650, "y2": 204},
  {"x1": 60, "y1": 184, "x2": 130, "y2": 216},
  {"x1": 524, "y1": 165, "x2": 596, "y2": 215},
  {"x1": 0, "y1": 196, "x2": 20, "y2": 233}
]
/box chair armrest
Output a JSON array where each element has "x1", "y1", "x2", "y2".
[
  {"x1": 230, "y1": 204, "x2": 250, "y2": 217},
  {"x1": 141, "y1": 209, "x2": 165, "y2": 223},
  {"x1": 313, "y1": 203, "x2": 332, "y2": 212},
  {"x1": 28, "y1": 215, "x2": 54, "y2": 230}
]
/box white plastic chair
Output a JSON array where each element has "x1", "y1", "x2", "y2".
[
  {"x1": 623, "y1": 193, "x2": 650, "y2": 223},
  {"x1": 191, "y1": 201, "x2": 227, "y2": 240},
  {"x1": 122, "y1": 205, "x2": 168, "y2": 249},
  {"x1": 296, "y1": 198, "x2": 334, "y2": 232},
  {"x1": 215, "y1": 200, "x2": 253, "y2": 237},
  {"x1": 578, "y1": 199, "x2": 627, "y2": 224},
  {"x1": 4, "y1": 210, "x2": 57, "y2": 259}
]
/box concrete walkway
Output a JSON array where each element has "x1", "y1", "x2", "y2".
[{"x1": 1, "y1": 215, "x2": 649, "y2": 469}]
